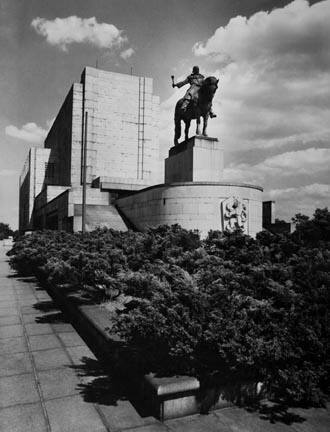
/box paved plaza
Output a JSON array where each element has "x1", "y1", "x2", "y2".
[{"x1": 0, "y1": 244, "x2": 329, "y2": 432}]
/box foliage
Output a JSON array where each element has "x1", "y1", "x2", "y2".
[
  {"x1": 7, "y1": 210, "x2": 330, "y2": 405},
  {"x1": 0, "y1": 222, "x2": 14, "y2": 240}
]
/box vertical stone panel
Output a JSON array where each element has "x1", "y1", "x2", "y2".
[
  {"x1": 81, "y1": 67, "x2": 160, "y2": 187},
  {"x1": 44, "y1": 86, "x2": 75, "y2": 186}
]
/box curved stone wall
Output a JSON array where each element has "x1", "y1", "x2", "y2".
[{"x1": 116, "y1": 181, "x2": 263, "y2": 238}]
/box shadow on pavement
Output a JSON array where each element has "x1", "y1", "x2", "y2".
[
  {"x1": 247, "y1": 401, "x2": 306, "y2": 425},
  {"x1": 70, "y1": 356, "x2": 129, "y2": 406},
  {"x1": 35, "y1": 311, "x2": 69, "y2": 324},
  {"x1": 7, "y1": 273, "x2": 22, "y2": 278},
  {"x1": 33, "y1": 300, "x2": 59, "y2": 312}
]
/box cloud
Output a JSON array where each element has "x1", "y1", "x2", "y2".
[
  {"x1": 267, "y1": 183, "x2": 330, "y2": 220},
  {"x1": 269, "y1": 183, "x2": 330, "y2": 200},
  {"x1": 31, "y1": 16, "x2": 127, "y2": 51},
  {"x1": 223, "y1": 147, "x2": 330, "y2": 220},
  {"x1": 5, "y1": 122, "x2": 47, "y2": 143},
  {"x1": 188, "y1": 0, "x2": 330, "y2": 152},
  {"x1": 120, "y1": 47, "x2": 135, "y2": 60},
  {"x1": 193, "y1": 0, "x2": 330, "y2": 69},
  {"x1": 224, "y1": 147, "x2": 330, "y2": 183}
]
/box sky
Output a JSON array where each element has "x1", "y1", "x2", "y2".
[{"x1": 0, "y1": 0, "x2": 329, "y2": 229}]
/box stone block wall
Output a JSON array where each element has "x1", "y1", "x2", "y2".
[
  {"x1": 81, "y1": 67, "x2": 161, "y2": 187},
  {"x1": 116, "y1": 182, "x2": 263, "y2": 238},
  {"x1": 44, "y1": 85, "x2": 75, "y2": 186},
  {"x1": 71, "y1": 83, "x2": 84, "y2": 187},
  {"x1": 19, "y1": 148, "x2": 51, "y2": 231},
  {"x1": 165, "y1": 136, "x2": 224, "y2": 183}
]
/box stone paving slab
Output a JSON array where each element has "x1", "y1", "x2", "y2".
[
  {"x1": 32, "y1": 348, "x2": 71, "y2": 371},
  {"x1": 0, "y1": 373, "x2": 40, "y2": 408},
  {"x1": 0, "y1": 315, "x2": 21, "y2": 326},
  {"x1": 0, "y1": 402, "x2": 48, "y2": 432},
  {"x1": 0, "y1": 323, "x2": 24, "y2": 338},
  {"x1": 25, "y1": 322, "x2": 53, "y2": 335},
  {"x1": 0, "y1": 351, "x2": 33, "y2": 377},
  {"x1": 29, "y1": 333, "x2": 62, "y2": 351},
  {"x1": 0, "y1": 307, "x2": 20, "y2": 317},
  {"x1": 97, "y1": 399, "x2": 155, "y2": 431},
  {"x1": 66, "y1": 345, "x2": 97, "y2": 365},
  {"x1": 214, "y1": 407, "x2": 293, "y2": 432},
  {"x1": 51, "y1": 323, "x2": 75, "y2": 333},
  {"x1": 166, "y1": 412, "x2": 228, "y2": 432},
  {"x1": 57, "y1": 331, "x2": 85, "y2": 347},
  {"x1": 0, "y1": 336, "x2": 28, "y2": 354},
  {"x1": 38, "y1": 367, "x2": 81, "y2": 400},
  {"x1": 44, "y1": 395, "x2": 108, "y2": 432}
]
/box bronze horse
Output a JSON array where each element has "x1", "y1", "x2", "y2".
[{"x1": 174, "y1": 76, "x2": 219, "y2": 146}]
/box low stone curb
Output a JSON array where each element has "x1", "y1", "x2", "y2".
[{"x1": 38, "y1": 276, "x2": 260, "y2": 421}]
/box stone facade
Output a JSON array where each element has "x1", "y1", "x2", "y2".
[
  {"x1": 116, "y1": 182, "x2": 263, "y2": 238},
  {"x1": 116, "y1": 136, "x2": 263, "y2": 238},
  {"x1": 19, "y1": 67, "x2": 161, "y2": 232},
  {"x1": 81, "y1": 67, "x2": 161, "y2": 187},
  {"x1": 165, "y1": 136, "x2": 224, "y2": 183},
  {"x1": 19, "y1": 148, "x2": 51, "y2": 230},
  {"x1": 19, "y1": 66, "x2": 265, "y2": 237}
]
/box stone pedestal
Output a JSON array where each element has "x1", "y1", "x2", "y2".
[{"x1": 165, "y1": 136, "x2": 224, "y2": 184}]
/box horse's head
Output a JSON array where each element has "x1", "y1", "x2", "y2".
[
  {"x1": 201, "y1": 76, "x2": 219, "y2": 100},
  {"x1": 204, "y1": 76, "x2": 219, "y2": 92}
]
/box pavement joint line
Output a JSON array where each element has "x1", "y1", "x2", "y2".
[
  {"x1": 19, "y1": 308, "x2": 52, "y2": 432},
  {"x1": 0, "y1": 323, "x2": 22, "y2": 329},
  {"x1": 0, "y1": 397, "x2": 47, "y2": 411},
  {"x1": 2, "y1": 364, "x2": 76, "y2": 375}
]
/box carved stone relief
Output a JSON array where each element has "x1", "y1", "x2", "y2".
[{"x1": 221, "y1": 196, "x2": 248, "y2": 232}]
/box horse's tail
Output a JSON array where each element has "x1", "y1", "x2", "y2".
[{"x1": 174, "y1": 100, "x2": 182, "y2": 145}]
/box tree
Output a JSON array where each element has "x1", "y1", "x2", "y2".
[
  {"x1": 293, "y1": 208, "x2": 330, "y2": 244},
  {"x1": 0, "y1": 222, "x2": 13, "y2": 240},
  {"x1": 291, "y1": 213, "x2": 309, "y2": 226}
]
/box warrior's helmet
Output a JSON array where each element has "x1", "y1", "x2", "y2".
[{"x1": 192, "y1": 66, "x2": 200, "y2": 74}]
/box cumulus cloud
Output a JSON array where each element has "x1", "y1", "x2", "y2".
[
  {"x1": 31, "y1": 16, "x2": 127, "y2": 51},
  {"x1": 188, "y1": 0, "x2": 330, "y2": 151},
  {"x1": 5, "y1": 122, "x2": 47, "y2": 144},
  {"x1": 269, "y1": 183, "x2": 330, "y2": 200},
  {"x1": 267, "y1": 183, "x2": 330, "y2": 220},
  {"x1": 120, "y1": 47, "x2": 135, "y2": 60},
  {"x1": 193, "y1": 0, "x2": 330, "y2": 69},
  {"x1": 223, "y1": 147, "x2": 330, "y2": 220},
  {"x1": 224, "y1": 147, "x2": 330, "y2": 183}
]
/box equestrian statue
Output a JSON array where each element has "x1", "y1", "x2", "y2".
[{"x1": 171, "y1": 66, "x2": 219, "y2": 146}]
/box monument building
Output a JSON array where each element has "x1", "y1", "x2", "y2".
[
  {"x1": 19, "y1": 67, "x2": 161, "y2": 232},
  {"x1": 19, "y1": 66, "x2": 264, "y2": 237}
]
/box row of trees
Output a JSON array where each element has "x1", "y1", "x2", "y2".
[{"x1": 7, "y1": 208, "x2": 330, "y2": 405}]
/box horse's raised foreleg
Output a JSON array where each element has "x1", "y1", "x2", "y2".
[
  {"x1": 202, "y1": 114, "x2": 209, "y2": 136},
  {"x1": 185, "y1": 119, "x2": 191, "y2": 142},
  {"x1": 196, "y1": 116, "x2": 201, "y2": 135}
]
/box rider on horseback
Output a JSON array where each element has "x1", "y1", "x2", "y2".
[{"x1": 172, "y1": 66, "x2": 217, "y2": 118}]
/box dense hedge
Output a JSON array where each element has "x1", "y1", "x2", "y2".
[{"x1": 8, "y1": 208, "x2": 330, "y2": 405}]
